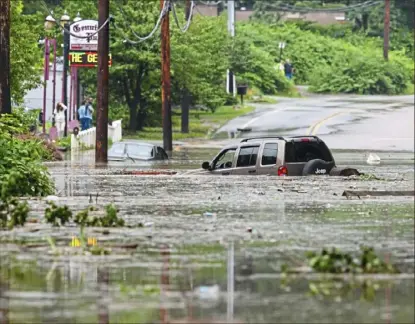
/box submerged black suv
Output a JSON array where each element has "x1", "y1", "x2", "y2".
[{"x1": 201, "y1": 136, "x2": 360, "y2": 176}]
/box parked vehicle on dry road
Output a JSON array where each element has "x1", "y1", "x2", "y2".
[
  {"x1": 108, "y1": 141, "x2": 169, "y2": 161},
  {"x1": 201, "y1": 136, "x2": 360, "y2": 176}
]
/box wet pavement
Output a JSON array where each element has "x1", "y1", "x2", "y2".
[
  {"x1": 0, "y1": 148, "x2": 414, "y2": 323},
  {"x1": 216, "y1": 94, "x2": 414, "y2": 152}
]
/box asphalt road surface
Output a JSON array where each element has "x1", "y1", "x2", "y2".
[{"x1": 216, "y1": 93, "x2": 414, "y2": 152}]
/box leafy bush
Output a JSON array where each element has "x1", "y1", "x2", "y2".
[
  {"x1": 74, "y1": 204, "x2": 124, "y2": 227},
  {"x1": 309, "y1": 52, "x2": 412, "y2": 95},
  {"x1": 44, "y1": 201, "x2": 72, "y2": 227},
  {"x1": 306, "y1": 246, "x2": 398, "y2": 274},
  {"x1": 0, "y1": 111, "x2": 55, "y2": 199},
  {"x1": 109, "y1": 103, "x2": 130, "y2": 130},
  {"x1": 0, "y1": 198, "x2": 29, "y2": 230},
  {"x1": 230, "y1": 32, "x2": 296, "y2": 95}
]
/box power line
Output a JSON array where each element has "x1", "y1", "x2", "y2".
[
  {"x1": 171, "y1": 0, "x2": 195, "y2": 32},
  {"x1": 116, "y1": 0, "x2": 169, "y2": 43},
  {"x1": 41, "y1": 1, "x2": 111, "y2": 39}
]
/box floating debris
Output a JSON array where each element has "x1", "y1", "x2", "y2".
[
  {"x1": 342, "y1": 190, "x2": 414, "y2": 199},
  {"x1": 366, "y1": 153, "x2": 381, "y2": 165}
]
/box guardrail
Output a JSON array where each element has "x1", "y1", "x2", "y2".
[{"x1": 71, "y1": 119, "x2": 122, "y2": 151}]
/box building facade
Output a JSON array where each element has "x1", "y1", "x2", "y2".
[{"x1": 195, "y1": 4, "x2": 346, "y2": 25}]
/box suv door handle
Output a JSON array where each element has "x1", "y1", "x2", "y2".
[
  {"x1": 248, "y1": 170, "x2": 256, "y2": 174},
  {"x1": 222, "y1": 172, "x2": 230, "y2": 175}
]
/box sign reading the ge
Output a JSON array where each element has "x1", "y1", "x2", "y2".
[{"x1": 69, "y1": 51, "x2": 112, "y2": 68}]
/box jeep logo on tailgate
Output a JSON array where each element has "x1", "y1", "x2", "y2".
[{"x1": 315, "y1": 168, "x2": 327, "y2": 174}]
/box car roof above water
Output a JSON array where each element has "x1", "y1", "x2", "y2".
[
  {"x1": 113, "y1": 141, "x2": 155, "y2": 147},
  {"x1": 239, "y1": 135, "x2": 322, "y2": 143}
]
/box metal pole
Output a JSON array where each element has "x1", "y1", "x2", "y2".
[
  {"x1": 160, "y1": 245, "x2": 170, "y2": 324},
  {"x1": 42, "y1": 37, "x2": 49, "y2": 133},
  {"x1": 227, "y1": 0, "x2": 236, "y2": 97},
  {"x1": 383, "y1": 0, "x2": 390, "y2": 61},
  {"x1": 0, "y1": 0, "x2": 11, "y2": 115},
  {"x1": 52, "y1": 39, "x2": 57, "y2": 117},
  {"x1": 161, "y1": 0, "x2": 173, "y2": 155},
  {"x1": 226, "y1": 241, "x2": 234, "y2": 322},
  {"x1": 73, "y1": 68, "x2": 77, "y2": 120},
  {"x1": 69, "y1": 68, "x2": 73, "y2": 121},
  {"x1": 181, "y1": 0, "x2": 191, "y2": 134},
  {"x1": 76, "y1": 70, "x2": 81, "y2": 119},
  {"x1": 63, "y1": 22, "x2": 70, "y2": 137},
  {"x1": 95, "y1": 0, "x2": 110, "y2": 163}
]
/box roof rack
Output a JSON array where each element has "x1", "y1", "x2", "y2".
[
  {"x1": 240, "y1": 136, "x2": 285, "y2": 143},
  {"x1": 289, "y1": 135, "x2": 320, "y2": 139}
]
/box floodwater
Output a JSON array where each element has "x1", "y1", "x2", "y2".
[{"x1": 0, "y1": 149, "x2": 414, "y2": 323}]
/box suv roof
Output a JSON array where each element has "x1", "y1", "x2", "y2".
[{"x1": 240, "y1": 135, "x2": 322, "y2": 143}]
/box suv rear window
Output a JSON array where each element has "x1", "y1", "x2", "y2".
[{"x1": 284, "y1": 140, "x2": 333, "y2": 163}]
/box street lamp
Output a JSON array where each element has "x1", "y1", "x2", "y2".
[
  {"x1": 72, "y1": 12, "x2": 82, "y2": 120},
  {"x1": 73, "y1": 12, "x2": 82, "y2": 22},
  {"x1": 61, "y1": 11, "x2": 70, "y2": 137},
  {"x1": 60, "y1": 10, "x2": 70, "y2": 27},
  {"x1": 42, "y1": 13, "x2": 56, "y2": 134},
  {"x1": 44, "y1": 13, "x2": 56, "y2": 30}
]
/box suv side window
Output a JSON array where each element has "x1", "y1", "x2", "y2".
[
  {"x1": 261, "y1": 143, "x2": 278, "y2": 165},
  {"x1": 212, "y1": 148, "x2": 236, "y2": 169},
  {"x1": 236, "y1": 146, "x2": 259, "y2": 167}
]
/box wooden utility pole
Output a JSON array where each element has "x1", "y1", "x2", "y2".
[
  {"x1": 181, "y1": 0, "x2": 192, "y2": 134},
  {"x1": 161, "y1": 0, "x2": 173, "y2": 154},
  {"x1": 96, "y1": 0, "x2": 110, "y2": 163},
  {"x1": 0, "y1": 0, "x2": 11, "y2": 115},
  {"x1": 383, "y1": 0, "x2": 390, "y2": 61}
]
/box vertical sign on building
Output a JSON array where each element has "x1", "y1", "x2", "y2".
[{"x1": 70, "y1": 19, "x2": 99, "y2": 51}]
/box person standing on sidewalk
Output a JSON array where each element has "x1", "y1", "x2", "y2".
[
  {"x1": 84, "y1": 97, "x2": 94, "y2": 129},
  {"x1": 284, "y1": 59, "x2": 294, "y2": 80},
  {"x1": 53, "y1": 102, "x2": 67, "y2": 138},
  {"x1": 78, "y1": 100, "x2": 87, "y2": 131}
]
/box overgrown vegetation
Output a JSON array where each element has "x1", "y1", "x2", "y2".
[
  {"x1": 0, "y1": 109, "x2": 55, "y2": 200},
  {"x1": 44, "y1": 201, "x2": 72, "y2": 227},
  {"x1": 74, "y1": 204, "x2": 125, "y2": 227},
  {"x1": 0, "y1": 198, "x2": 29, "y2": 230},
  {"x1": 234, "y1": 22, "x2": 414, "y2": 95},
  {"x1": 306, "y1": 246, "x2": 398, "y2": 274},
  {"x1": 0, "y1": 199, "x2": 125, "y2": 231},
  {"x1": 282, "y1": 246, "x2": 398, "y2": 274}
]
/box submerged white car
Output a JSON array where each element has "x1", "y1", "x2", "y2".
[{"x1": 108, "y1": 141, "x2": 169, "y2": 161}]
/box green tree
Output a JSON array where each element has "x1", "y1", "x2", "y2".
[
  {"x1": 108, "y1": 0, "x2": 163, "y2": 131},
  {"x1": 10, "y1": 0, "x2": 43, "y2": 104},
  {"x1": 171, "y1": 14, "x2": 230, "y2": 112}
]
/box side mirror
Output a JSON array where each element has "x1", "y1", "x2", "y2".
[{"x1": 202, "y1": 161, "x2": 210, "y2": 170}]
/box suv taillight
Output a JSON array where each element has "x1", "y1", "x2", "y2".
[{"x1": 278, "y1": 166, "x2": 288, "y2": 176}]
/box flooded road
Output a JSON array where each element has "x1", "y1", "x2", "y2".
[{"x1": 1, "y1": 149, "x2": 414, "y2": 323}]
